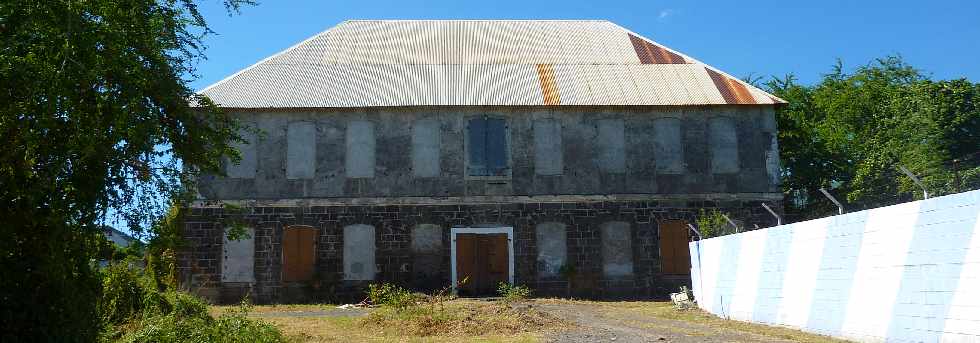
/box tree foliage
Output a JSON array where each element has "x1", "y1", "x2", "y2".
[
  {"x1": 0, "y1": 1, "x2": 252, "y2": 341},
  {"x1": 767, "y1": 57, "x2": 980, "y2": 220}
]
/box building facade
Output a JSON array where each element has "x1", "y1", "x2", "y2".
[{"x1": 181, "y1": 20, "x2": 785, "y2": 304}]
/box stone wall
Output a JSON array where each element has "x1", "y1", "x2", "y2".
[
  {"x1": 197, "y1": 105, "x2": 780, "y2": 200},
  {"x1": 180, "y1": 197, "x2": 781, "y2": 304}
]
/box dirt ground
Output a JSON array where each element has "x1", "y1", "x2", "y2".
[
  {"x1": 217, "y1": 300, "x2": 848, "y2": 343},
  {"x1": 534, "y1": 300, "x2": 845, "y2": 343}
]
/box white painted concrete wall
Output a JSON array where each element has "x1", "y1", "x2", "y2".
[{"x1": 690, "y1": 190, "x2": 980, "y2": 342}]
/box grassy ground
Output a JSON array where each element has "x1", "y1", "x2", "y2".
[
  {"x1": 212, "y1": 300, "x2": 849, "y2": 343},
  {"x1": 213, "y1": 300, "x2": 561, "y2": 343}
]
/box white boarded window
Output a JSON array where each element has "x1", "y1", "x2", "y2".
[
  {"x1": 346, "y1": 120, "x2": 375, "y2": 178},
  {"x1": 654, "y1": 117, "x2": 684, "y2": 174},
  {"x1": 597, "y1": 119, "x2": 626, "y2": 173},
  {"x1": 534, "y1": 119, "x2": 563, "y2": 175},
  {"x1": 226, "y1": 127, "x2": 257, "y2": 178},
  {"x1": 343, "y1": 224, "x2": 376, "y2": 280},
  {"x1": 536, "y1": 222, "x2": 567, "y2": 277},
  {"x1": 709, "y1": 117, "x2": 739, "y2": 173},
  {"x1": 601, "y1": 221, "x2": 633, "y2": 277},
  {"x1": 221, "y1": 227, "x2": 255, "y2": 283},
  {"x1": 412, "y1": 119, "x2": 441, "y2": 178},
  {"x1": 286, "y1": 121, "x2": 316, "y2": 179}
]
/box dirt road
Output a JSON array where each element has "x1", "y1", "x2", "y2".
[{"x1": 535, "y1": 301, "x2": 836, "y2": 343}]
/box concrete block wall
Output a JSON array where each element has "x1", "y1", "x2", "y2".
[{"x1": 690, "y1": 190, "x2": 980, "y2": 342}]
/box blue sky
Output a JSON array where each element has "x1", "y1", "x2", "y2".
[{"x1": 191, "y1": 0, "x2": 979, "y2": 91}]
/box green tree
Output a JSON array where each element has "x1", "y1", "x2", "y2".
[
  {"x1": 0, "y1": 1, "x2": 252, "y2": 341},
  {"x1": 766, "y1": 57, "x2": 980, "y2": 220}
]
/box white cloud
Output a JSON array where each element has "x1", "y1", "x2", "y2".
[{"x1": 658, "y1": 9, "x2": 675, "y2": 20}]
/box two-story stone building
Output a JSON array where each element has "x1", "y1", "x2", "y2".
[{"x1": 182, "y1": 20, "x2": 785, "y2": 303}]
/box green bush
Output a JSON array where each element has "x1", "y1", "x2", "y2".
[
  {"x1": 100, "y1": 260, "x2": 150, "y2": 324},
  {"x1": 497, "y1": 282, "x2": 532, "y2": 302},
  {"x1": 696, "y1": 209, "x2": 736, "y2": 238},
  {"x1": 121, "y1": 305, "x2": 283, "y2": 343},
  {"x1": 98, "y1": 259, "x2": 284, "y2": 342},
  {"x1": 367, "y1": 283, "x2": 421, "y2": 310}
]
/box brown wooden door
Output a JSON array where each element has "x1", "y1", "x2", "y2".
[
  {"x1": 282, "y1": 225, "x2": 317, "y2": 282},
  {"x1": 659, "y1": 220, "x2": 691, "y2": 275},
  {"x1": 456, "y1": 233, "x2": 509, "y2": 296}
]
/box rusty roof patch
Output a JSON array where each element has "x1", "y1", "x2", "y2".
[
  {"x1": 628, "y1": 33, "x2": 686, "y2": 64},
  {"x1": 706, "y1": 67, "x2": 756, "y2": 104},
  {"x1": 536, "y1": 64, "x2": 561, "y2": 105}
]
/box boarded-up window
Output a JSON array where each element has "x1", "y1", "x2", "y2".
[
  {"x1": 222, "y1": 227, "x2": 255, "y2": 283},
  {"x1": 226, "y1": 127, "x2": 257, "y2": 178},
  {"x1": 282, "y1": 226, "x2": 317, "y2": 282},
  {"x1": 536, "y1": 222, "x2": 567, "y2": 277},
  {"x1": 467, "y1": 117, "x2": 508, "y2": 176},
  {"x1": 534, "y1": 119, "x2": 563, "y2": 175},
  {"x1": 654, "y1": 118, "x2": 684, "y2": 174},
  {"x1": 659, "y1": 220, "x2": 692, "y2": 275},
  {"x1": 601, "y1": 221, "x2": 633, "y2": 277},
  {"x1": 344, "y1": 224, "x2": 376, "y2": 280},
  {"x1": 709, "y1": 117, "x2": 739, "y2": 173},
  {"x1": 412, "y1": 119, "x2": 441, "y2": 177},
  {"x1": 412, "y1": 224, "x2": 442, "y2": 287},
  {"x1": 346, "y1": 120, "x2": 375, "y2": 178},
  {"x1": 597, "y1": 119, "x2": 626, "y2": 173},
  {"x1": 411, "y1": 224, "x2": 441, "y2": 253},
  {"x1": 286, "y1": 121, "x2": 316, "y2": 179}
]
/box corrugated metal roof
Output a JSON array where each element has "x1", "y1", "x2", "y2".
[{"x1": 200, "y1": 20, "x2": 786, "y2": 108}]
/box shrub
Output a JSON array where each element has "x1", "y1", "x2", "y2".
[
  {"x1": 99, "y1": 259, "x2": 150, "y2": 324},
  {"x1": 368, "y1": 283, "x2": 421, "y2": 310},
  {"x1": 497, "y1": 282, "x2": 532, "y2": 302},
  {"x1": 696, "y1": 209, "x2": 736, "y2": 238},
  {"x1": 99, "y1": 258, "x2": 284, "y2": 342}
]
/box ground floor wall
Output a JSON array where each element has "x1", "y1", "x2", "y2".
[{"x1": 179, "y1": 195, "x2": 781, "y2": 304}]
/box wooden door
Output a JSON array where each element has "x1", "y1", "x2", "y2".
[
  {"x1": 282, "y1": 225, "x2": 317, "y2": 282},
  {"x1": 659, "y1": 220, "x2": 691, "y2": 275},
  {"x1": 455, "y1": 233, "x2": 509, "y2": 296}
]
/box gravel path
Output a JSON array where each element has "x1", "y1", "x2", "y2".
[
  {"x1": 537, "y1": 302, "x2": 796, "y2": 343},
  {"x1": 248, "y1": 308, "x2": 370, "y2": 318}
]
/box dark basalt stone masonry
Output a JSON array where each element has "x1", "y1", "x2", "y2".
[{"x1": 179, "y1": 198, "x2": 779, "y2": 304}]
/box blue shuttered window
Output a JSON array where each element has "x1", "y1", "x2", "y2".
[{"x1": 468, "y1": 117, "x2": 508, "y2": 176}]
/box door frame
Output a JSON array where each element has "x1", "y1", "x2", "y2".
[{"x1": 450, "y1": 227, "x2": 514, "y2": 294}]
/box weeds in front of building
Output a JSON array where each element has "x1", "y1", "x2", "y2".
[{"x1": 361, "y1": 282, "x2": 563, "y2": 337}]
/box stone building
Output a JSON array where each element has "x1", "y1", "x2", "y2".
[{"x1": 182, "y1": 20, "x2": 785, "y2": 304}]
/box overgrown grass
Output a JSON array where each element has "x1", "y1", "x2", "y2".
[
  {"x1": 360, "y1": 283, "x2": 565, "y2": 338},
  {"x1": 99, "y1": 260, "x2": 285, "y2": 342}
]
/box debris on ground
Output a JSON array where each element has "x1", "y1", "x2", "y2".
[{"x1": 670, "y1": 286, "x2": 696, "y2": 310}]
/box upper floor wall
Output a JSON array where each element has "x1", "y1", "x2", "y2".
[{"x1": 197, "y1": 106, "x2": 780, "y2": 200}]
